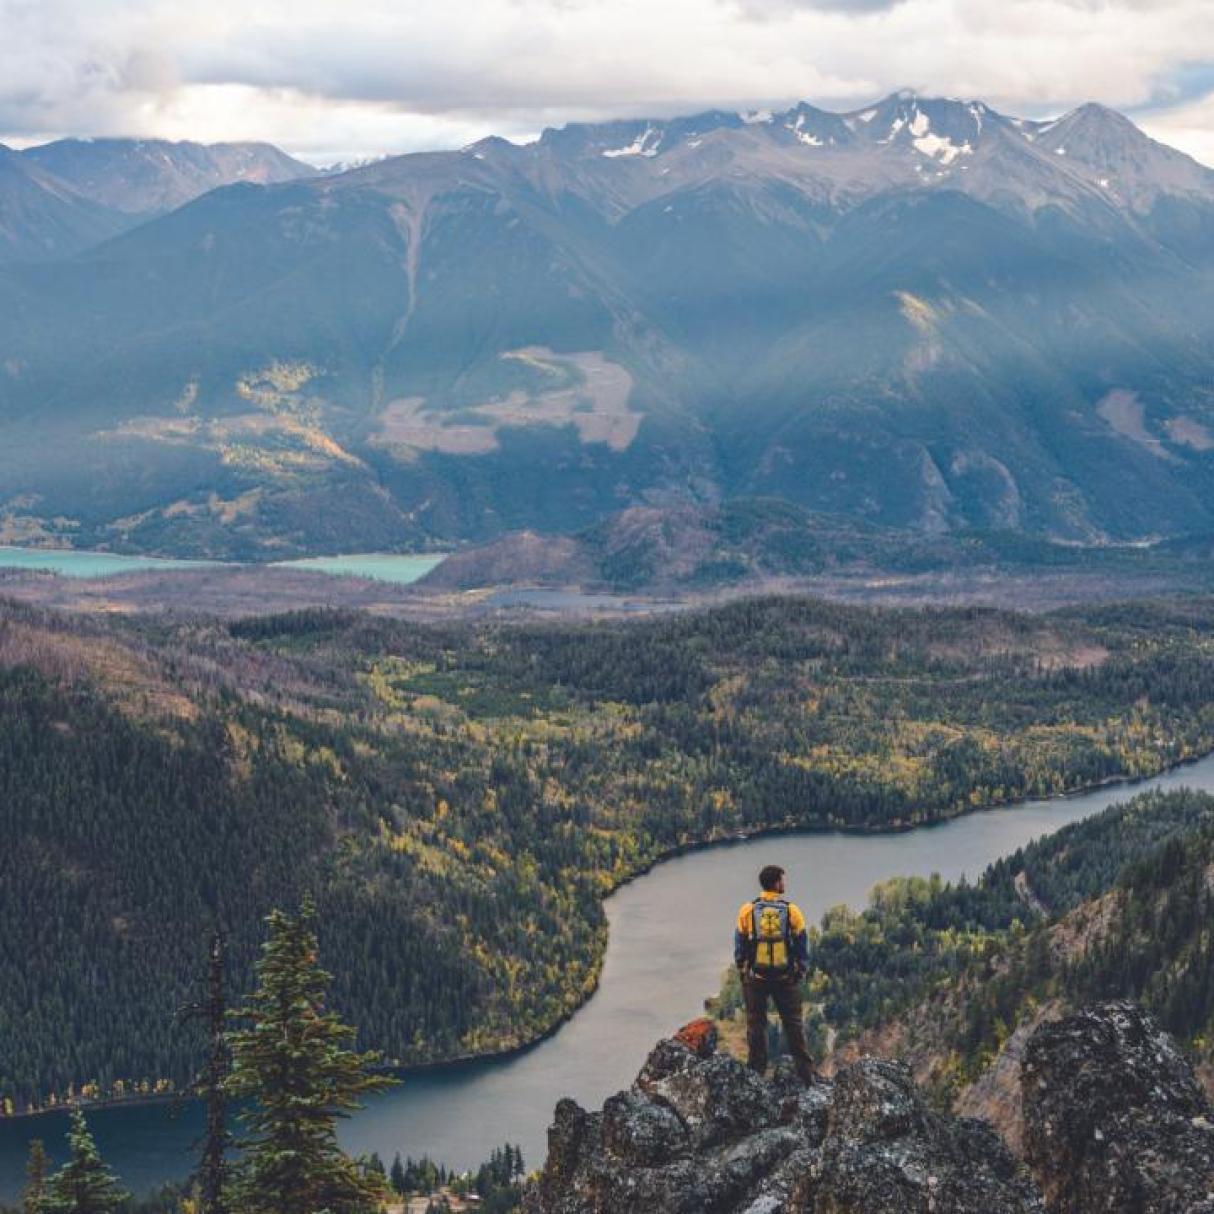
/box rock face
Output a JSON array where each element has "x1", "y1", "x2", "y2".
[
  {"x1": 525, "y1": 1019, "x2": 1042, "y2": 1213},
  {"x1": 1022, "y1": 1002, "x2": 1214, "y2": 1213},
  {"x1": 529, "y1": 1004, "x2": 1214, "y2": 1212}
]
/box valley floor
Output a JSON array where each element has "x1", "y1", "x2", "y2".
[{"x1": 1, "y1": 562, "x2": 1207, "y2": 622}]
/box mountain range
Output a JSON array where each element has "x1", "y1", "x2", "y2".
[
  {"x1": 3, "y1": 93, "x2": 1214, "y2": 559},
  {"x1": 0, "y1": 138, "x2": 316, "y2": 261}
]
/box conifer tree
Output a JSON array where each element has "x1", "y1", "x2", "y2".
[
  {"x1": 43, "y1": 1108, "x2": 129, "y2": 1214},
  {"x1": 390, "y1": 1153, "x2": 407, "y2": 1195},
  {"x1": 23, "y1": 1138, "x2": 49, "y2": 1214},
  {"x1": 197, "y1": 932, "x2": 231, "y2": 1214},
  {"x1": 225, "y1": 899, "x2": 394, "y2": 1214}
]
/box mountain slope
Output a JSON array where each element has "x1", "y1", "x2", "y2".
[
  {"x1": 4, "y1": 94, "x2": 1214, "y2": 554},
  {"x1": 20, "y1": 138, "x2": 318, "y2": 216},
  {"x1": 0, "y1": 145, "x2": 129, "y2": 261},
  {"x1": 0, "y1": 138, "x2": 317, "y2": 269}
]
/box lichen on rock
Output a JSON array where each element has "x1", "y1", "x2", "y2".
[{"x1": 1022, "y1": 1001, "x2": 1214, "y2": 1213}]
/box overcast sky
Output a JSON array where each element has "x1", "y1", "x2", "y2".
[{"x1": 3, "y1": 0, "x2": 1214, "y2": 166}]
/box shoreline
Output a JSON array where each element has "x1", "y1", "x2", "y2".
[{"x1": 6, "y1": 744, "x2": 1211, "y2": 1126}]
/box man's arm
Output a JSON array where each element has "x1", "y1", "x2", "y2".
[
  {"x1": 734, "y1": 903, "x2": 752, "y2": 970},
  {"x1": 789, "y1": 903, "x2": 810, "y2": 972}
]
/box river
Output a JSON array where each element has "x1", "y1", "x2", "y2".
[{"x1": 6, "y1": 755, "x2": 1214, "y2": 1196}]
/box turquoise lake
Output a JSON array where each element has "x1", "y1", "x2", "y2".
[
  {"x1": 0, "y1": 548, "x2": 445, "y2": 584},
  {"x1": 0, "y1": 547, "x2": 219, "y2": 578}
]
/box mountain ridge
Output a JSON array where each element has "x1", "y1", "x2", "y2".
[
  {"x1": 4, "y1": 92, "x2": 1214, "y2": 557},
  {"x1": 0, "y1": 136, "x2": 317, "y2": 263},
  {"x1": 20, "y1": 137, "x2": 318, "y2": 216}
]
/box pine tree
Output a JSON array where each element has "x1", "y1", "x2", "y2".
[
  {"x1": 23, "y1": 1138, "x2": 49, "y2": 1214},
  {"x1": 199, "y1": 932, "x2": 232, "y2": 1214},
  {"x1": 225, "y1": 900, "x2": 395, "y2": 1214},
  {"x1": 178, "y1": 932, "x2": 231, "y2": 1214},
  {"x1": 42, "y1": 1108, "x2": 129, "y2": 1214},
  {"x1": 389, "y1": 1153, "x2": 407, "y2": 1195}
]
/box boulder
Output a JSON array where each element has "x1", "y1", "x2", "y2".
[
  {"x1": 808, "y1": 1058, "x2": 1043, "y2": 1213},
  {"x1": 1023, "y1": 1001, "x2": 1214, "y2": 1213}
]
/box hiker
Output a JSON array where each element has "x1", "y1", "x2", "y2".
[{"x1": 734, "y1": 864, "x2": 816, "y2": 1083}]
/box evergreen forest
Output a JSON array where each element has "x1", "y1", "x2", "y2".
[{"x1": 7, "y1": 594, "x2": 1214, "y2": 1112}]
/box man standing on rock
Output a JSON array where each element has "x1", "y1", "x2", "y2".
[{"x1": 735, "y1": 864, "x2": 816, "y2": 1083}]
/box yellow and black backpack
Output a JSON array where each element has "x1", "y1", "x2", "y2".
[{"x1": 748, "y1": 898, "x2": 793, "y2": 978}]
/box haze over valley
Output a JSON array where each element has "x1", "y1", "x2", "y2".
[{"x1": 6, "y1": 92, "x2": 1214, "y2": 580}]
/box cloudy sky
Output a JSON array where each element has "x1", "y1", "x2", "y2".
[{"x1": 3, "y1": 0, "x2": 1214, "y2": 165}]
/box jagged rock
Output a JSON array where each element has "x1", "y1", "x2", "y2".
[
  {"x1": 526, "y1": 1022, "x2": 1043, "y2": 1213},
  {"x1": 1023, "y1": 1001, "x2": 1214, "y2": 1212},
  {"x1": 602, "y1": 1091, "x2": 690, "y2": 1165},
  {"x1": 635, "y1": 1035, "x2": 780, "y2": 1150},
  {"x1": 809, "y1": 1058, "x2": 1043, "y2": 1213}
]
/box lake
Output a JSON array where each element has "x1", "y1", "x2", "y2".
[
  {"x1": 0, "y1": 548, "x2": 445, "y2": 584},
  {"x1": 5, "y1": 755, "x2": 1214, "y2": 1196},
  {"x1": 0, "y1": 548, "x2": 219, "y2": 579}
]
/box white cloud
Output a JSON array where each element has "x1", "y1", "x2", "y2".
[
  {"x1": 2, "y1": 0, "x2": 1214, "y2": 162},
  {"x1": 1142, "y1": 102, "x2": 1214, "y2": 168}
]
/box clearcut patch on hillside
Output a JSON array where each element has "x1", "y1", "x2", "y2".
[
  {"x1": 1164, "y1": 415, "x2": 1214, "y2": 451},
  {"x1": 1096, "y1": 389, "x2": 1177, "y2": 461},
  {"x1": 375, "y1": 348, "x2": 641, "y2": 455}
]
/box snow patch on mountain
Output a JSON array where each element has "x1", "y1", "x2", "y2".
[
  {"x1": 603, "y1": 127, "x2": 662, "y2": 159},
  {"x1": 915, "y1": 131, "x2": 973, "y2": 164},
  {"x1": 880, "y1": 116, "x2": 907, "y2": 144},
  {"x1": 785, "y1": 112, "x2": 824, "y2": 147},
  {"x1": 901, "y1": 109, "x2": 974, "y2": 164}
]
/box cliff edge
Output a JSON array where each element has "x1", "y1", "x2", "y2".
[{"x1": 527, "y1": 1004, "x2": 1214, "y2": 1213}]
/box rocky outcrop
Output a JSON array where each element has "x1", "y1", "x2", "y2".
[
  {"x1": 530, "y1": 1004, "x2": 1214, "y2": 1212},
  {"x1": 525, "y1": 1018, "x2": 1042, "y2": 1213},
  {"x1": 1022, "y1": 1002, "x2": 1214, "y2": 1213}
]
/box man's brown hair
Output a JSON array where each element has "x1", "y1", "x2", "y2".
[{"x1": 759, "y1": 865, "x2": 784, "y2": 892}]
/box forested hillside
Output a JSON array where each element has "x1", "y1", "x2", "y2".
[{"x1": 7, "y1": 594, "x2": 1214, "y2": 1113}]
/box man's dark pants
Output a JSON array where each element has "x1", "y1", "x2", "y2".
[{"x1": 743, "y1": 972, "x2": 815, "y2": 1082}]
